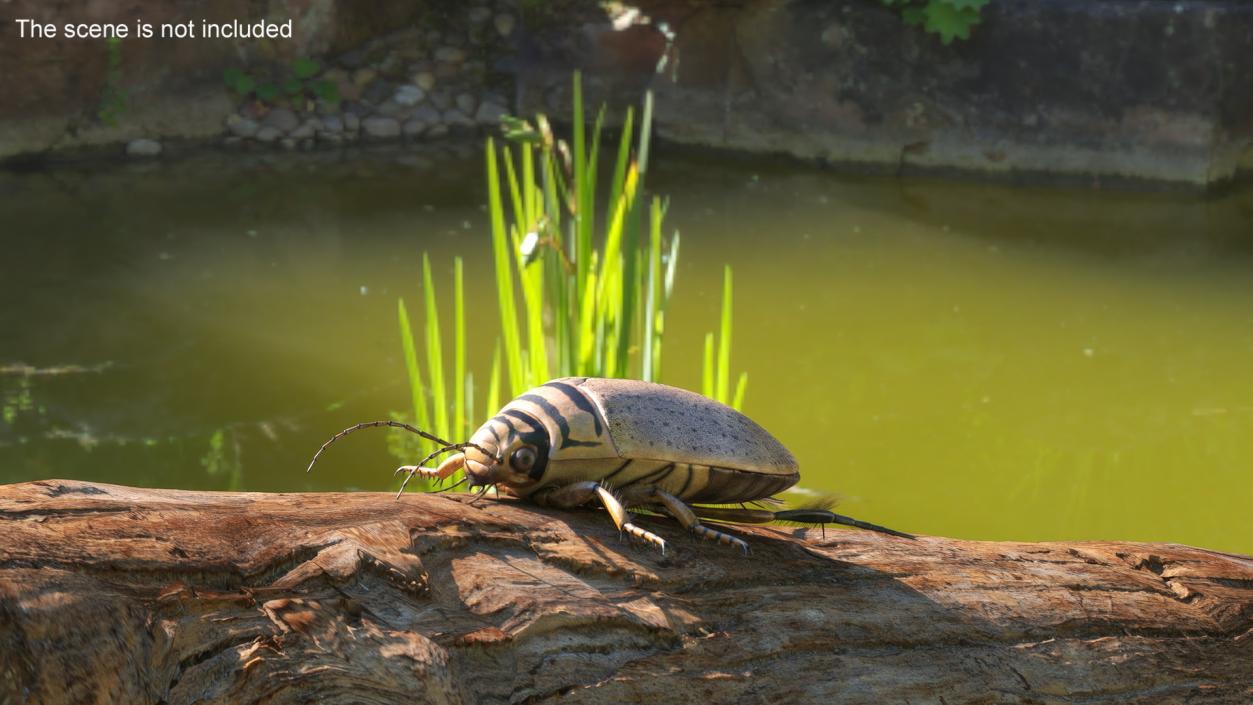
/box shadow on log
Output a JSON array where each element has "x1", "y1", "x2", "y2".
[{"x1": 0, "y1": 480, "x2": 1249, "y2": 704}]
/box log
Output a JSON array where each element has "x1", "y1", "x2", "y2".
[{"x1": 0, "y1": 480, "x2": 1249, "y2": 705}]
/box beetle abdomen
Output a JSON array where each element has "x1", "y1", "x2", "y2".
[
  {"x1": 569, "y1": 377, "x2": 799, "y2": 476},
  {"x1": 548, "y1": 457, "x2": 798, "y2": 503}
]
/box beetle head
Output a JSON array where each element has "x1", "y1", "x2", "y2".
[{"x1": 458, "y1": 411, "x2": 550, "y2": 490}]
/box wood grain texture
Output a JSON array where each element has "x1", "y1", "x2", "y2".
[{"x1": 0, "y1": 480, "x2": 1249, "y2": 704}]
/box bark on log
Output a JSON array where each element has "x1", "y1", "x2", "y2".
[{"x1": 0, "y1": 480, "x2": 1249, "y2": 705}]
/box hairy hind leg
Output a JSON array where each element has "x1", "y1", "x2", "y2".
[
  {"x1": 628, "y1": 488, "x2": 750, "y2": 555},
  {"x1": 537, "y1": 483, "x2": 668, "y2": 553}
]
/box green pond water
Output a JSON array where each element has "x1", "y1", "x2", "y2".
[{"x1": 2, "y1": 144, "x2": 1251, "y2": 554}]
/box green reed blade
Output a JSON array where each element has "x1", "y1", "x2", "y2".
[
  {"x1": 502, "y1": 147, "x2": 526, "y2": 235},
  {"x1": 518, "y1": 224, "x2": 549, "y2": 386},
  {"x1": 398, "y1": 297, "x2": 431, "y2": 453},
  {"x1": 638, "y1": 90, "x2": 654, "y2": 176},
  {"x1": 642, "y1": 198, "x2": 662, "y2": 382},
  {"x1": 607, "y1": 107, "x2": 635, "y2": 230},
  {"x1": 487, "y1": 139, "x2": 525, "y2": 396},
  {"x1": 615, "y1": 186, "x2": 642, "y2": 377},
  {"x1": 654, "y1": 229, "x2": 680, "y2": 381},
  {"x1": 421, "y1": 254, "x2": 449, "y2": 442},
  {"x1": 453, "y1": 256, "x2": 466, "y2": 440},
  {"x1": 732, "y1": 372, "x2": 748, "y2": 412},
  {"x1": 522, "y1": 141, "x2": 537, "y2": 239},
  {"x1": 578, "y1": 264, "x2": 598, "y2": 373},
  {"x1": 716, "y1": 265, "x2": 733, "y2": 404}
]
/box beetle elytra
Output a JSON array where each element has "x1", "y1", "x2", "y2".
[{"x1": 307, "y1": 377, "x2": 913, "y2": 554}]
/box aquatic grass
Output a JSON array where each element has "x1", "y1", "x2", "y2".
[{"x1": 392, "y1": 72, "x2": 748, "y2": 480}]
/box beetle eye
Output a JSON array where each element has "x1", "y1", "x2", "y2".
[{"x1": 510, "y1": 446, "x2": 537, "y2": 472}]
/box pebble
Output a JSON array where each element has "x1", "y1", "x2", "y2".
[
  {"x1": 434, "y1": 46, "x2": 467, "y2": 63},
  {"x1": 322, "y1": 68, "x2": 349, "y2": 86},
  {"x1": 410, "y1": 105, "x2": 441, "y2": 125},
  {"x1": 413, "y1": 71, "x2": 436, "y2": 91},
  {"x1": 394, "y1": 85, "x2": 425, "y2": 106},
  {"x1": 494, "y1": 13, "x2": 516, "y2": 37},
  {"x1": 338, "y1": 47, "x2": 369, "y2": 69},
  {"x1": 263, "y1": 108, "x2": 299, "y2": 132},
  {"x1": 362, "y1": 80, "x2": 393, "y2": 105},
  {"x1": 320, "y1": 115, "x2": 344, "y2": 133},
  {"x1": 455, "y1": 93, "x2": 478, "y2": 114},
  {"x1": 344, "y1": 113, "x2": 361, "y2": 132},
  {"x1": 428, "y1": 91, "x2": 453, "y2": 111},
  {"x1": 125, "y1": 138, "x2": 162, "y2": 157},
  {"x1": 352, "y1": 68, "x2": 377, "y2": 87},
  {"x1": 403, "y1": 119, "x2": 427, "y2": 137},
  {"x1": 475, "y1": 101, "x2": 508, "y2": 125},
  {"x1": 362, "y1": 116, "x2": 401, "y2": 139},
  {"x1": 375, "y1": 99, "x2": 410, "y2": 118},
  {"x1": 280, "y1": 138, "x2": 298, "y2": 151},
  {"x1": 426, "y1": 124, "x2": 449, "y2": 138},
  {"x1": 443, "y1": 109, "x2": 475, "y2": 128},
  {"x1": 468, "y1": 7, "x2": 492, "y2": 23},
  {"x1": 225, "y1": 114, "x2": 259, "y2": 138},
  {"x1": 289, "y1": 119, "x2": 318, "y2": 140},
  {"x1": 255, "y1": 126, "x2": 282, "y2": 143}
]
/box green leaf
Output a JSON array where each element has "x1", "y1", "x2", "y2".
[
  {"x1": 924, "y1": 0, "x2": 981, "y2": 43},
  {"x1": 731, "y1": 372, "x2": 749, "y2": 412},
  {"x1": 223, "y1": 68, "x2": 255, "y2": 95},
  {"x1": 421, "y1": 254, "x2": 449, "y2": 443},
  {"x1": 398, "y1": 298, "x2": 432, "y2": 456},
  {"x1": 256, "y1": 83, "x2": 279, "y2": 102},
  {"x1": 486, "y1": 139, "x2": 526, "y2": 395},
  {"x1": 453, "y1": 257, "x2": 467, "y2": 441},
  {"x1": 902, "y1": 6, "x2": 927, "y2": 25},
  {"x1": 283, "y1": 77, "x2": 303, "y2": 96},
  {"x1": 716, "y1": 266, "x2": 732, "y2": 404},
  {"x1": 291, "y1": 57, "x2": 320, "y2": 79},
  {"x1": 312, "y1": 79, "x2": 339, "y2": 103}
]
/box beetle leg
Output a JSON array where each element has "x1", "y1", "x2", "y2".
[
  {"x1": 532, "y1": 481, "x2": 600, "y2": 508},
  {"x1": 773, "y1": 508, "x2": 915, "y2": 539},
  {"x1": 648, "y1": 489, "x2": 750, "y2": 555},
  {"x1": 393, "y1": 466, "x2": 441, "y2": 498},
  {"x1": 595, "y1": 485, "x2": 667, "y2": 555},
  {"x1": 531, "y1": 482, "x2": 666, "y2": 553}
]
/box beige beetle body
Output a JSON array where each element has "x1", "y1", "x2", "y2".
[
  {"x1": 465, "y1": 377, "x2": 800, "y2": 503},
  {"x1": 310, "y1": 376, "x2": 911, "y2": 555}
]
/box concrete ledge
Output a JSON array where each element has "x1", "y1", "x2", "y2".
[{"x1": 523, "y1": 0, "x2": 1253, "y2": 188}]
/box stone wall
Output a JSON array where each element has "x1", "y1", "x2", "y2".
[
  {"x1": 0, "y1": 1, "x2": 474, "y2": 158},
  {"x1": 527, "y1": 0, "x2": 1253, "y2": 187},
  {"x1": 2, "y1": 0, "x2": 1251, "y2": 187}
]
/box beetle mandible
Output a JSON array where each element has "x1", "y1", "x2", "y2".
[{"x1": 307, "y1": 377, "x2": 913, "y2": 554}]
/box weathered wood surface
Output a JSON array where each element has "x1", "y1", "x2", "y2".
[{"x1": 0, "y1": 480, "x2": 1249, "y2": 705}]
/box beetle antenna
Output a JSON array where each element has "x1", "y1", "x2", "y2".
[
  {"x1": 306, "y1": 421, "x2": 453, "y2": 474},
  {"x1": 432, "y1": 477, "x2": 469, "y2": 493},
  {"x1": 469, "y1": 483, "x2": 493, "y2": 506},
  {"x1": 306, "y1": 421, "x2": 503, "y2": 475}
]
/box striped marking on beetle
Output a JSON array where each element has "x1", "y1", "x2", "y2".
[
  {"x1": 541, "y1": 380, "x2": 604, "y2": 436},
  {"x1": 516, "y1": 393, "x2": 602, "y2": 449}
]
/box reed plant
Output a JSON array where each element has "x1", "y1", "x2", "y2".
[{"x1": 392, "y1": 73, "x2": 746, "y2": 472}]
